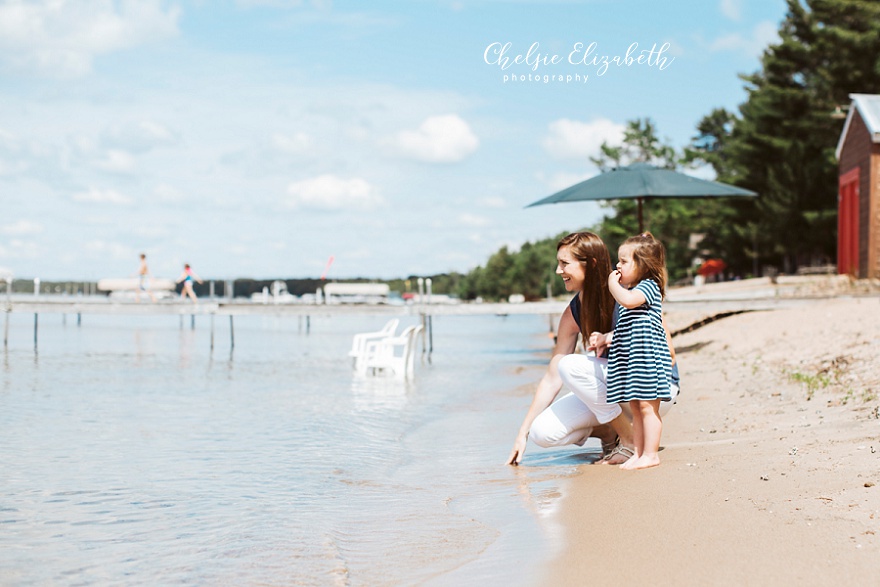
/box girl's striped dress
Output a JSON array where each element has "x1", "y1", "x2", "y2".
[{"x1": 606, "y1": 278, "x2": 672, "y2": 403}]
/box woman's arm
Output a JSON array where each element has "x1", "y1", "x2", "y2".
[
  {"x1": 662, "y1": 314, "x2": 677, "y2": 367},
  {"x1": 506, "y1": 307, "x2": 580, "y2": 465}
]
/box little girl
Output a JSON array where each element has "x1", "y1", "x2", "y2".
[{"x1": 605, "y1": 232, "x2": 672, "y2": 470}]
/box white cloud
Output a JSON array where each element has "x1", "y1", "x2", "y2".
[
  {"x1": 0, "y1": 127, "x2": 31, "y2": 175},
  {"x1": 719, "y1": 0, "x2": 742, "y2": 21},
  {"x1": 0, "y1": 239, "x2": 41, "y2": 260},
  {"x1": 684, "y1": 163, "x2": 718, "y2": 181},
  {"x1": 393, "y1": 114, "x2": 479, "y2": 163},
  {"x1": 234, "y1": 0, "x2": 302, "y2": 7},
  {"x1": 154, "y1": 183, "x2": 186, "y2": 202},
  {"x1": 73, "y1": 187, "x2": 134, "y2": 205},
  {"x1": 0, "y1": 220, "x2": 44, "y2": 235},
  {"x1": 93, "y1": 149, "x2": 136, "y2": 173},
  {"x1": 478, "y1": 196, "x2": 506, "y2": 208},
  {"x1": 84, "y1": 239, "x2": 134, "y2": 259},
  {"x1": 458, "y1": 213, "x2": 489, "y2": 227},
  {"x1": 272, "y1": 132, "x2": 313, "y2": 154},
  {"x1": 103, "y1": 120, "x2": 178, "y2": 153},
  {"x1": 286, "y1": 174, "x2": 385, "y2": 210},
  {"x1": 541, "y1": 118, "x2": 625, "y2": 161},
  {"x1": 710, "y1": 21, "x2": 778, "y2": 57},
  {"x1": 0, "y1": 0, "x2": 180, "y2": 78},
  {"x1": 545, "y1": 171, "x2": 594, "y2": 192}
]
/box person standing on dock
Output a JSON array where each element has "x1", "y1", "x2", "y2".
[
  {"x1": 176, "y1": 263, "x2": 203, "y2": 303},
  {"x1": 135, "y1": 253, "x2": 157, "y2": 303}
]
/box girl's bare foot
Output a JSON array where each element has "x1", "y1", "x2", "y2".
[
  {"x1": 623, "y1": 454, "x2": 660, "y2": 470},
  {"x1": 619, "y1": 452, "x2": 640, "y2": 470}
]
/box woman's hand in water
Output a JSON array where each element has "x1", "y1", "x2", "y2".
[{"x1": 506, "y1": 433, "x2": 528, "y2": 466}]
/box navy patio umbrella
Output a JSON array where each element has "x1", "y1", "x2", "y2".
[{"x1": 527, "y1": 162, "x2": 757, "y2": 232}]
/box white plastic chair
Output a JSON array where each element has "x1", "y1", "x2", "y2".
[
  {"x1": 360, "y1": 324, "x2": 423, "y2": 379},
  {"x1": 349, "y1": 319, "x2": 399, "y2": 369}
]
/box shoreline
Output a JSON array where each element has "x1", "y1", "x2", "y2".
[{"x1": 542, "y1": 296, "x2": 880, "y2": 584}]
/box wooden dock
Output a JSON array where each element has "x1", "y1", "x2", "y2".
[
  {"x1": 1, "y1": 297, "x2": 565, "y2": 318},
  {"x1": 1, "y1": 292, "x2": 837, "y2": 352},
  {"x1": 1, "y1": 297, "x2": 567, "y2": 351}
]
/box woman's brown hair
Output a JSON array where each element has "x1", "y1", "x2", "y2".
[
  {"x1": 557, "y1": 232, "x2": 615, "y2": 342},
  {"x1": 621, "y1": 232, "x2": 667, "y2": 297}
]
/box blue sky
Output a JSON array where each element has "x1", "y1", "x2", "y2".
[{"x1": 0, "y1": 0, "x2": 787, "y2": 281}]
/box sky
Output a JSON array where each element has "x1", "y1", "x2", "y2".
[{"x1": 0, "y1": 0, "x2": 788, "y2": 282}]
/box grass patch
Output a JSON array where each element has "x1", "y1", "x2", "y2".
[{"x1": 787, "y1": 370, "x2": 830, "y2": 400}]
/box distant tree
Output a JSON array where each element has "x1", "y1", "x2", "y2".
[
  {"x1": 591, "y1": 118, "x2": 677, "y2": 171},
  {"x1": 456, "y1": 233, "x2": 570, "y2": 301}
]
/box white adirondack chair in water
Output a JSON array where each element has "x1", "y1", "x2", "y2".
[
  {"x1": 349, "y1": 319, "x2": 399, "y2": 371},
  {"x1": 359, "y1": 324, "x2": 423, "y2": 379}
]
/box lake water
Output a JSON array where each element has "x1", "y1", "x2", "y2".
[{"x1": 0, "y1": 309, "x2": 601, "y2": 586}]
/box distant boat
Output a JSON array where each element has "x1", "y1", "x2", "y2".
[
  {"x1": 250, "y1": 280, "x2": 300, "y2": 304},
  {"x1": 97, "y1": 277, "x2": 176, "y2": 292},
  {"x1": 98, "y1": 277, "x2": 177, "y2": 300}
]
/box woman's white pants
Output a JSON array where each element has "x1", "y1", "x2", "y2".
[{"x1": 529, "y1": 354, "x2": 677, "y2": 449}]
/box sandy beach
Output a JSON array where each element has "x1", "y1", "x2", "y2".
[{"x1": 544, "y1": 294, "x2": 880, "y2": 585}]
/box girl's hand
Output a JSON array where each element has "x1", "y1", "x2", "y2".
[
  {"x1": 608, "y1": 270, "x2": 621, "y2": 286},
  {"x1": 588, "y1": 331, "x2": 609, "y2": 355}
]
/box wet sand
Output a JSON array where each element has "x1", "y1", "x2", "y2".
[{"x1": 544, "y1": 296, "x2": 880, "y2": 585}]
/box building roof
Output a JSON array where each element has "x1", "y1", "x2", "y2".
[{"x1": 836, "y1": 93, "x2": 880, "y2": 159}]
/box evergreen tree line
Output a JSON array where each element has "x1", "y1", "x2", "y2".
[{"x1": 457, "y1": 0, "x2": 880, "y2": 301}]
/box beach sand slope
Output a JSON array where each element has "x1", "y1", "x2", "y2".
[{"x1": 545, "y1": 297, "x2": 880, "y2": 586}]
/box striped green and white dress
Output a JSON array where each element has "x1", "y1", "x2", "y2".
[{"x1": 606, "y1": 278, "x2": 672, "y2": 403}]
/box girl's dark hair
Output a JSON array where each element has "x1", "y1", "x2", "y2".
[
  {"x1": 557, "y1": 232, "x2": 614, "y2": 342},
  {"x1": 621, "y1": 232, "x2": 667, "y2": 297}
]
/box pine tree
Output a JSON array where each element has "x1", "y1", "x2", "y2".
[{"x1": 723, "y1": 0, "x2": 880, "y2": 273}]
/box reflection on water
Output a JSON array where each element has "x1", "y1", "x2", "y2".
[
  {"x1": 0, "y1": 312, "x2": 584, "y2": 586},
  {"x1": 350, "y1": 375, "x2": 414, "y2": 412}
]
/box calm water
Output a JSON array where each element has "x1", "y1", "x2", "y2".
[{"x1": 0, "y1": 309, "x2": 599, "y2": 586}]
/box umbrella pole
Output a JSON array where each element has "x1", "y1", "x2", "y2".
[{"x1": 637, "y1": 197, "x2": 644, "y2": 233}]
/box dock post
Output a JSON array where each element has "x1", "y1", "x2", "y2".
[
  {"x1": 210, "y1": 314, "x2": 215, "y2": 351},
  {"x1": 229, "y1": 315, "x2": 235, "y2": 350},
  {"x1": 306, "y1": 315, "x2": 310, "y2": 334},
  {"x1": 426, "y1": 278, "x2": 433, "y2": 359},
  {"x1": 3, "y1": 278, "x2": 9, "y2": 348},
  {"x1": 34, "y1": 313, "x2": 38, "y2": 349},
  {"x1": 427, "y1": 315, "x2": 433, "y2": 359},
  {"x1": 77, "y1": 313, "x2": 81, "y2": 326},
  {"x1": 417, "y1": 277, "x2": 426, "y2": 356},
  {"x1": 191, "y1": 314, "x2": 195, "y2": 330}
]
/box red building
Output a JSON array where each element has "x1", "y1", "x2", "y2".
[{"x1": 835, "y1": 93, "x2": 880, "y2": 278}]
